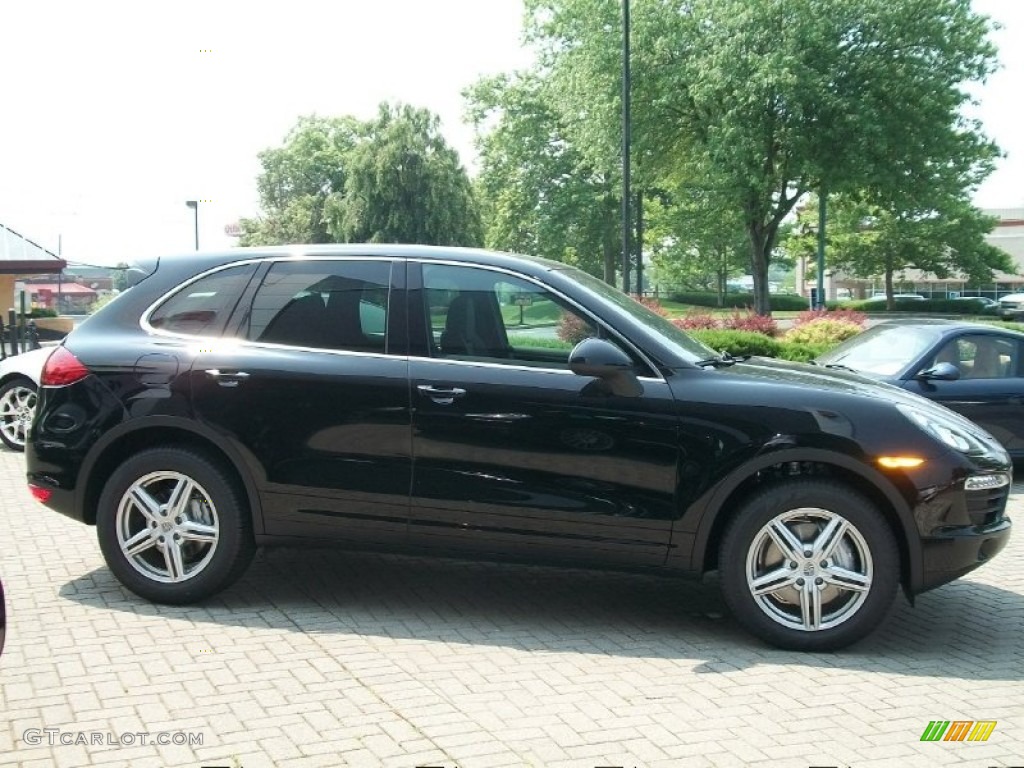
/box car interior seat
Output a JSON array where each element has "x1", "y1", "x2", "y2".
[
  {"x1": 439, "y1": 292, "x2": 511, "y2": 358},
  {"x1": 968, "y1": 342, "x2": 1004, "y2": 379},
  {"x1": 324, "y1": 285, "x2": 379, "y2": 353},
  {"x1": 257, "y1": 292, "x2": 328, "y2": 347}
]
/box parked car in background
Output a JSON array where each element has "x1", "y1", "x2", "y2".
[
  {"x1": 815, "y1": 318, "x2": 1024, "y2": 457},
  {"x1": 997, "y1": 293, "x2": 1024, "y2": 320},
  {"x1": 952, "y1": 296, "x2": 999, "y2": 312},
  {"x1": 862, "y1": 293, "x2": 926, "y2": 306},
  {"x1": 0, "y1": 346, "x2": 52, "y2": 451},
  {"x1": 26, "y1": 245, "x2": 1012, "y2": 651}
]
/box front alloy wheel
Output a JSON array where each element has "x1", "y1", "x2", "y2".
[
  {"x1": 0, "y1": 378, "x2": 37, "y2": 451},
  {"x1": 719, "y1": 479, "x2": 899, "y2": 651},
  {"x1": 97, "y1": 447, "x2": 255, "y2": 604}
]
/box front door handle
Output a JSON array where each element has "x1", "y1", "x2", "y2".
[
  {"x1": 417, "y1": 384, "x2": 467, "y2": 405},
  {"x1": 204, "y1": 369, "x2": 250, "y2": 388}
]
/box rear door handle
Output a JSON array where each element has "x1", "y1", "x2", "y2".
[
  {"x1": 417, "y1": 384, "x2": 467, "y2": 405},
  {"x1": 204, "y1": 369, "x2": 250, "y2": 388}
]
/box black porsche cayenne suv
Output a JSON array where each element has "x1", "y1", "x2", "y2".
[{"x1": 26, "y1": 245, "x2": 1012, "y2": 651}]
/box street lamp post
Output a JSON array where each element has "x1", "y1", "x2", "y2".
[
  {"x1": 816, "y1": 185, "x2": 827, "y2": 309},
  {"x1": 185, "y1": 200, "x2": 199, "y2": 251},
  {"x1": 621, "y1": 0, "x2": 631, "y2": 294}
]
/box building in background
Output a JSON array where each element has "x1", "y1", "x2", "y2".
[{"x1": 0, "y1": 222, "x2": 66, "y2": 313}]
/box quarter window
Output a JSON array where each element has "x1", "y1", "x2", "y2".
[
  {"x1": 246, "y1": 260, "x2": 391, "y2": 353},
  {"x1": 148, "y1": 264, "x2": 256, "y2": 336}
]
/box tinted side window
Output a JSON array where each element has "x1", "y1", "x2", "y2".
[
  {"x1": 149, "y1": 264, "x2": 256, "y2": 336},
  {"x1": 932, "y1": 334, "x2": 1021, "y2": 379},
  {"x1": 247, "y1": 260, "x2": 391, "y2": 353},
  {"x1": 421, "y1": 264, "x2": 644, "y2": 371}
]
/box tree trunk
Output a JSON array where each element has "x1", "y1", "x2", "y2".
[
  {"x1": 884, "y1": 268, "x2": 895, "y2": 311},
  {"x1": 748, "y1": 226, "x2": 772, "y2": 316}
]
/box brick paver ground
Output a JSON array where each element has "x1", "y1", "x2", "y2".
[{"x1": 1, "y1": 448, "x2": 1022, "y2": 767}]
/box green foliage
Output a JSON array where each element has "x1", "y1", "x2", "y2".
[
  {"x1": 783, "y1": 319, "x2": 862, "y2": 346},
  {"x1": 688, "y1": 329, "x2": 783, "y2": 358},
  {"x1": 27, "y1": 308, "x2": 59, "y2": 318},
  {"x1": 517, "y1": 0, "x2": 1001, "y2": 315},
  {"x1": 777, "y1": 342, "x2": 834, "y2": 363},
  {"x1": 466, "y1": 73, "x2": 619, "y2": 280},
  {"x1": 240, "y1": 106, "x2": 481, "y2": 247},
  {"x1": 334, "y1": 104, "x2": 482, "y2": 246},
  {"x1": 667, "y1": 291, "x2": 809, "y2": 311},
  {"x1": 843, "y1": 298, "x2": 996, "y2": 314}
]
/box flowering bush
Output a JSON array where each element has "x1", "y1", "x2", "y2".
[
  {"x1": 557, "y1": 311, "x2": 593, "y2": 345},
  {"x1": 672, "y1": 312, "x2": 720, "y2": 331},
  {"x1": 634, "y1": 296, "x2": 669, "y2": 316},
  {"x1": 793, "y1": 307, "x2": 867, "y2": 328},
  {"x1": 783, "y1": 319, "x2": 862, "y2": 346},
  {"x1": 722, "y1": 310, "x2": 779, "y2": 337}
]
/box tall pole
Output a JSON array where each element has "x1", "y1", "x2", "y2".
[
  {"x1": 816, "y1": 185, "x2": 826, "y2": 309},
  {"x1": 621, "y1": 0, "x2": 632, "y2": 294},
  {"x1": 186, "y1": 200, "x2": 199, "y2": 250}
]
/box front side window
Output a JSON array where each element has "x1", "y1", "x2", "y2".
[
  {"x1": 148, "y1": 264, "x2": 256, "y2": 336},
  {"x1": 422, "y1": 264, "x2": 636, "y2": 370},
  {"x1": 929, "y1": 335, "x2": 1020, "y2": 379},
  {"x1": 246, "y1": 260, "x2": 391, "y2": 353}
]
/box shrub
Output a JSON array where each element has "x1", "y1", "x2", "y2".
[
  {"x1": 672, "y1": 312, "x2": 720, "y2": 331},
  {"x1": 557, "y1": 311, "x2": 591, "y2": 345},
  {"x1": 784, "y1": 319, "x2": 863, "y2": 346},
  {"x1": 689, "y1": 329, "x2": 782, "y2": 358},
  {"x1": 777, "y1": 341, "x2": 834, "y2": 362},
  {"x1": 635, "y1": 296, "x2": 669, "y2": 316},
  {"x1": 723, "y1": 310, "x2": 779, "y2": 336},
  {"x1": 793, "y1": 307, "x2": 866, "y2": 328},
  {"x1": 666, "y1": 291, "x2": 809, "y2": 311}
]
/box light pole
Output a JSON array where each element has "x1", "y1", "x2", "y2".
[
  {"x1": 621, "y1": 0, "x2": 631, "y2": 294},
  {"x1": 185, "y1": 200, "x2": 199, "y2": 251},
  {"x1": 816, "y1": 185, "x2": 826, "y2": 309}
]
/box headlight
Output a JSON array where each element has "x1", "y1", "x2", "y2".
[{"x1": 896, "y1": 404, "x2": 990, "y2": 455}]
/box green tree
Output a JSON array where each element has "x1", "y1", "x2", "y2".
[
  {"x1": 240, "y1": 105, "x2": 481, "y2": 247},
  {"x1": 523, "y1": 0, "x2": 1001, "y2": 314},
  {"x1": 239, "y1": 116, "x2": 360, "y2": 245},
  {"x1": 330, "y1": 103, "x2": 482, "y2": 246},
  {"x1": 466, "y1": 73, "x2": 620, "y2": 281},
  {"x1": 785, "y1": 194, "x2": 1013, "y2": 307}
]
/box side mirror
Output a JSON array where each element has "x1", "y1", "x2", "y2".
[
  {"x1": 569, "y1": 338, "x2": 643, "y2": 397},
  {"x1": 917, "y1": 362, "x2": 961, "y2": 381}
]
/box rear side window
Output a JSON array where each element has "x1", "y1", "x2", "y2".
[
  {"x1": 148, "y1": 264, "x2": 256, "y2": 336},
  {"x1": 246, "y1": 260, "x2": 391, "y2": 353}
]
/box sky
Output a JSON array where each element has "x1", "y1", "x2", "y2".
[{"x1": 0, "y1": 0, "x2": 1020, "y2": 267}]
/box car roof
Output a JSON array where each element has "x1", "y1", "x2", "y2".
[
  {"x1": 873, "y1": 318, "x2": 1024, "y2": 338},
  {"x1": 150, "y1": 244, "x2": 568, "y2": 278}
]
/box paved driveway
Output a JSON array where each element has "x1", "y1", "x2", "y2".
[{"x1": 1, "y1": 448, "x2": 1022, "y2": 768}]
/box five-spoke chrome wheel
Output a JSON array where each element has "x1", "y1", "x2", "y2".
[
  {"x1": 0, "y1": 378, "x2": 37, "y2": 451},
  {"x1": 746, "y1": 508, "x2": 872, "y2": 632},
  {"x1": 115, "y1": 471, "x2": 220, "y2": 583},
  {"x1": 719, "y1": 479, "x2": 898, "y2": 651},
  {"x1": 97, "y1": 447, "x2": 255, "y2": 604}
]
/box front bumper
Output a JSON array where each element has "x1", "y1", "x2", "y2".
[{"x1": 914, "y1": 478, "x2": 1012, "y2": 593}]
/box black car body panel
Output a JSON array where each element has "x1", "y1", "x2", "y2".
[{"x1": 25, "y1": 246, "x2": 1013, "y2": 649}]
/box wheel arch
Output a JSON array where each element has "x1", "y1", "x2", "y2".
[
  {"x1": 76, "y1": 417, "x2": 264, "y2": 532},
  {"x1": 688, "y1": 449, "x2": 922, "y2": 594}
]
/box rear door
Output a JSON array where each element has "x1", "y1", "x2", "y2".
[{"x1": 189, "y1": 257, "x2": 412, "y2": 546}]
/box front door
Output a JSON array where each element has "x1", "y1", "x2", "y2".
[{"x1": 406, "y1": 262, "x2": 678, "y2": 567}]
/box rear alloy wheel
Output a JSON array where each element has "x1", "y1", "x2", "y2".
[
  {"x1": 719, "y1": 479, "x2": 899, "y2": 651},
  {"x1": 97, "y1": 447, "x2": 255, "y2": 604},
  {"x1": 0, "y1": 377, "x2": 38, "y2": 451}
]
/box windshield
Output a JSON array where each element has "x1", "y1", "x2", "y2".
[
  {"x1": 558, "y1": 267, "x2": 718, "y2": 361},
  {"x1": 816, "y1": 324, "x2": 944, "y2": 376}
]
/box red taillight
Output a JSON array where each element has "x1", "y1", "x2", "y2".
[
  {"x1": 29, "y1": 484, "x2": 52, "y2": 503},
  {"x1": 41, "y1": 347, "x2": 90, "y2": 386}
]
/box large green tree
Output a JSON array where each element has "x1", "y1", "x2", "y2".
[
  {"x1": 466, "y1": 73, "x2": 621, "y2": 281},
  {"x1": 240, "y1": 104, "x2": 481, "y2": 247},
  {"x1": 332, "y1": 104, "x2": 482, "y2": 246},
  {"x1": 786, "y1": 194, "x2": 1012, "y2": 307},
  {"x1": 523, "y1": 0, "x2": 1002, "y2": 314},
  {"x1": 239, "y1": 116, "x2": 360, "y2": 245}
]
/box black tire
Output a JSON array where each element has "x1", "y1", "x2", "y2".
[
  {"x1": 96, "y1": 447, "x2": 255, "y2": 604},
  {"x1": 0, "y1": 376, "x2": 38, "y2": 452},
  {"x1": 718, "y1": 478, "x2": 899, "y2": 652}
]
